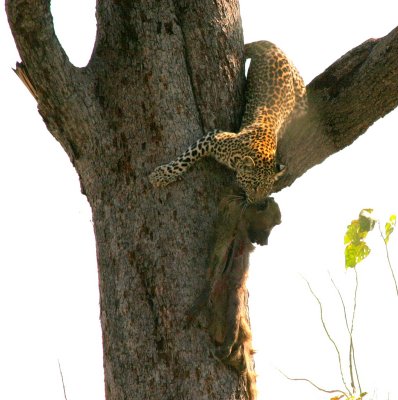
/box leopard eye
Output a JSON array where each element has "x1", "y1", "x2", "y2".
[{"x1": 275, "y1": 163, "x2": 285, "y2": 172}]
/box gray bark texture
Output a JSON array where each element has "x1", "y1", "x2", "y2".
[{"x1": 5, "y1": 0, "x2": 398, "y2": 398}]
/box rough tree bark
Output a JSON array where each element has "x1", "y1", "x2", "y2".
[{"x1": 6, "y1": 0, "x2": 398, "y2": 398}]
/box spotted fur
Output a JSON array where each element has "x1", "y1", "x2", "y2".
[{"x1": 149, "y1": 41, "x2": 307, "y2": 203}]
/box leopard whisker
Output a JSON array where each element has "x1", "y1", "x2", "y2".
[
  {"x1": 239, "y1": 201, "x2": 248, "y2": 220},
  {"x1": 225, "y1": 193, "x2": 246, "y2": 205}
]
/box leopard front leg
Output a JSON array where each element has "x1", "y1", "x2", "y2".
[{"x1": 149, "y1": 129, "x2": 220, "y2": 187}]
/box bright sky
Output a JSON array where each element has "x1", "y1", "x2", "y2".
[{"x1": 1, "y1": 1, "x2": 398, "y2": 400}]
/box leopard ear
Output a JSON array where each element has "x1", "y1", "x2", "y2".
[{"x1": 241, "y1": 156, "x2": 256, "y2": 168}]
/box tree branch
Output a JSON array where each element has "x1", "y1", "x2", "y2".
[
  {"x1": 6, "y1": 0, "x2": 74, "y2": 98},
  {"x1": 275, "y1": 26, "x2": 398, "y2": 192},
  {"x1": 6, "y1": 0, "x2": 105, "y2": 163}
]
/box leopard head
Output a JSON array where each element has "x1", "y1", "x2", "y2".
[{"x1": 235, "y1": 156, "x2": 285, "y2": 204}]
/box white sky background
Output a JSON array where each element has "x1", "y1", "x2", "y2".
[{"x1": 1, "y1": 1, "x2": 398, "y2": 399}]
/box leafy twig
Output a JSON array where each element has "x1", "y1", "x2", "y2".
[
  {"x1": 303, "y1": 277, "x2": 352, "y2": 395},
  {"x1": 278, "y1": 369, "x2": 347, "y2": 397},
  {"x1": 351, "y1": 269, "x2": 362, "y2": 394},
  {"x1": 329, "y1": 271, "x2": 362, "y2": 395},
  {"x1": 58, "y1": 360, "x2": 68, "y2": 400},
  {"x1": 378, "y1": 222, "x2": 398, "y2": 296}
]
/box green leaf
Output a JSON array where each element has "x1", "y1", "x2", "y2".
[
  {"x1": 384, "y1": 214, "x2": 396, "y2": 244},
  {"x1": 344, "y1": 209, "x2": 376, "y2": 268},
  {"x1": 358, "y1": 209, "x2": 376, "y2": 233},
  {"x1": 345, "y1": 242, "x2": 371, "y2": 268},
  {"x1": 344, "y1": 220, "x2": 360, "y2": 245}
]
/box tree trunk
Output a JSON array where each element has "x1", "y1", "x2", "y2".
[{"x1": 6, "y1": 0, "x2": 398, "y2": 398}]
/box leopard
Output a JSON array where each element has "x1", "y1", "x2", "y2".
[{"x1": 149, "y1": 40, "x2": 307, "y2": 203}]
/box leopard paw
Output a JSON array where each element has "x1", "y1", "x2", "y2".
[{"x1": 148, "y1": 165, "x2": 179, "y2": 188}]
